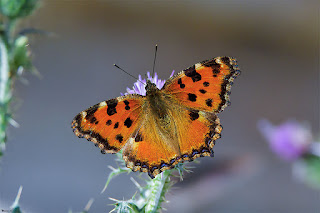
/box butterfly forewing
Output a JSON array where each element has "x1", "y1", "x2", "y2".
[
  {"x1": 162, "y1": 56, "x2": 240, "y2": 113},
  {"x1": 71, "y1": 94, "x2": 144, "y2": 154}
]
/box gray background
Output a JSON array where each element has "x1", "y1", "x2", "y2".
[{"x1": 0, "y1": 0, "x2": 319, "y2": 212}]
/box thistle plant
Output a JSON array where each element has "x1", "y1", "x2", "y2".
[
  {"x1": 259, "y1": 119, "x2": 320, "y2": 188},
  {"x1": 0, "y1": 0, "x2": 39, "y2": 156},
  {"x1": 2, "y1": 186, "x2": 23, "y2": 213},
  {"x1": 104, "y1": 151, "x2": 189, "y2": 213}
]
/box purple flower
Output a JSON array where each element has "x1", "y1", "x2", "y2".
[
  {"x1": 258, "y1": 120, "x2": 313, "y2": 161},
  {"x1": 121, "y1": 71, "x2": 175, "y2": 96}
]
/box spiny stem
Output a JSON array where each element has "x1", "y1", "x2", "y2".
[
  {"x1": 144, "y1": 170, "x2": 171, "y2": 213},
  {"x1": 0, "y1": 35, "x2": 11, "y2": 153}
]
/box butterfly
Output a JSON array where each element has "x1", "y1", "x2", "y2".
[{"x1": 71, "y1": 56, "x2": 240, "y2": 178}]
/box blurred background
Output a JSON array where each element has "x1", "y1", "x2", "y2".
[{"x1": 0, "y1": 0, "x2": 319, "y2": 212}]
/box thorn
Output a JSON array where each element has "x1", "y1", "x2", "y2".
[{"x1": 84, "y1": 198, "x2": 94, "y2": 212}]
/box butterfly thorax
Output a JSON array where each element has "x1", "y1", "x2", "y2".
[
  {"x1": 145, "y1": 80, "x2": 168, "y2": 120},
  {"x1": 145, "y1": 80, "x2": 159, "y2": 95}
]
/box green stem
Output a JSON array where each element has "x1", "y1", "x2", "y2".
[
  {"x1": 144, "y1": 170, "x2": 171, "y2": 213},
  {"x1": 0, "y1": 34, "x2": 11, "y2": 153},
  {"x1": 6, "y1": 18, "x2": 17, "y2": 47}
]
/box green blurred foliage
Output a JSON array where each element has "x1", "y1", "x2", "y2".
[
  {"x1": 0, "y1": 0, "x2": 38, "y2": 19},
  {"x1": 303, "y1": 152, "x2": 320, "y2": 188},
  {"x1": 0, "y1": 0, "x2": 39, "y2": 155}
]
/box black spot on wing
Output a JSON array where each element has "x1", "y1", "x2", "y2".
[
  {"x1": 206, "y1": 98, "x2": 213, "y2": 107},
  {"x1": 124, "y1": 117, "x2": 133, "y2": 128},
  {"x1": 88, "y1": 131, "x2": 119, "y2": 152},
  {"x1": 114, "y1": 122, "x2": 119, "y2": 129},
  {"x1": 115, "y1": 134, "x2": 123, "y2": 143},
  {"x1": 85, "y1": 104, "x2": 98, "y2": 116},
  {"x1": 199, "y1": 89, "x2": 207, "y2": 94},
  {"x1": 106, "y1": 120, "x2": 112, "y2": 126},
  {"x1": 135, "y1": 132, "x2": 143, "y2": 142},
  {"x1": 203, "y1": 81, "x2": 209, "y2": 87},
  {"x1": 106, "y1": 99, "x2": 118, "y2": 116},
  {"x1": 220, "y1": 56, "x2": 230, "y2": 64},
  {"x1": 184, "y1": 65, "x2": 202, "y2": 82},
  {"x1": 189, "y1": 110, "x2": 199, "y2": 121},
  {"x1": 85, "y1": 104, "x2": 99, "y2": 123},
  {"x1": 188, "y1": 93, "x2": 197, "y2": 102},
  {"x1": 212, "y1": 68, "x2": 220, "y2": 75},
  {"x1": 124, "y1": 100, "x2": 130, "y2": 110},
  {"x1": 87, "y1": 116, "x2": 97, "y2": 124},
  {"x1": 178, "y1": 78, "x2": 185, "y2": 89},
  {"x1": 201, "y1": 59, "x2": 220, "y2": 75}
]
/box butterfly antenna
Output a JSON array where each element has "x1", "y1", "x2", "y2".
[
  {"x1": 113, "y1": 64, "x2": 145, "y2": 85},
  {"x1": 152, "y1": 44, "x2": 158, "y2": 77}
]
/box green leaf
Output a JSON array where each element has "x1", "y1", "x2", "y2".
[
  {"x1": 10, "y1": 35, "x2": 34, "y2": 76},
  {"x1": 302, "y1": 153, "x2": 320, "y2": 188},
  {"x1": 0, "y1": 0, "x2": 39, "y2": 19}
]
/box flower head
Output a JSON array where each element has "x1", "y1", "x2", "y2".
[
  {"x1": 121, "y1": 71, "x2": 175, "y2": 96},
  {"x1": 258, "y1": 120, "x2": 313, "y2": 161}
]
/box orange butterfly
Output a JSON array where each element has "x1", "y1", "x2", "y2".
[{"x1": 71, "y1": 56, "x2": 240, "y2": 178}]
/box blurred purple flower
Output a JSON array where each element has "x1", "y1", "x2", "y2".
[
  {"x1": 121, "y1": 71, "x2": 175, "y2": 96},
  {"x1": 258, "y1": 120, "x2": 312, "y2": 161}
]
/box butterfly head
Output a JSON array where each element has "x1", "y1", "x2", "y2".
[{"x1": 145, "y1": 80, "x2": 160, "y2": 95}]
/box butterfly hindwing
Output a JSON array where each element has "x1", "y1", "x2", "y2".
[
  {"x1": 121, "y1": 100, "x2": 223, "y2": 178},
  {"x1": 162, "y1": 56, "x2": 240, "y2": 113},
  {"x1": 71, "y1": 94, "x2": 144, "y2": 154},
  {"x1": 175, "y1": 108, "x2": 222, "y2": 159},
  {"x1": 122, "y1": 123, "x2": 181, "y2": 178}
]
